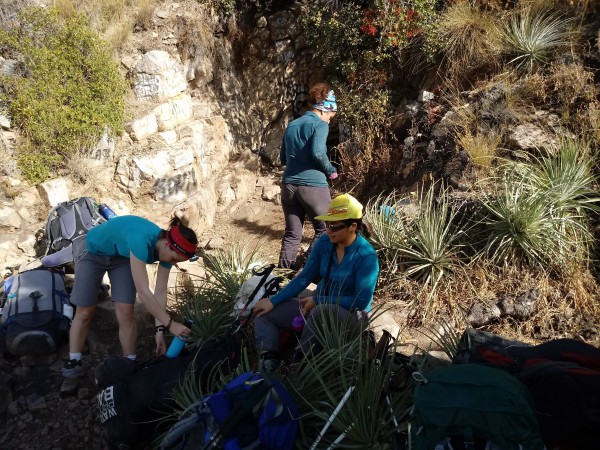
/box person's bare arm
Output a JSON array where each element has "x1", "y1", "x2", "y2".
[{"x1": 129, "y1": 253, "x2": 190, "y2": 339}]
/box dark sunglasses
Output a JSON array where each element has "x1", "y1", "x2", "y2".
[{"x1": 325, "y1": 223, "x2": 348, "y2": 232}]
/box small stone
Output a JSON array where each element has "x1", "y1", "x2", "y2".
[
  {"x1": 77, "y1": 388, "x2": 89, "y2": 401},
  {"x1": 60, "y1": 378, "x2": 79, "y2": 397},
  {"x1": 26, "y1": 392, "x2": 47, "y2": 410}
]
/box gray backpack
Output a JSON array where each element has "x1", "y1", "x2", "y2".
[
  {"x1": 0, "y1": 268, "x2": 71, "y2": 356},
  {"x1": 42, "y1": 197, "x2": 105, "y2": 267}
]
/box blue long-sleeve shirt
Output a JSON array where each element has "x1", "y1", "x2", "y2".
[
  {"x1": 280, "y1": 111, "x2": 336, "y2": 187},
  {"x1": 270, "y1": 233, "x2": 379, "y2": 311}
]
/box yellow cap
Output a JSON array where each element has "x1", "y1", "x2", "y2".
[{"x1": 315, "y1": 193, "x2": 363, "y2": 221}]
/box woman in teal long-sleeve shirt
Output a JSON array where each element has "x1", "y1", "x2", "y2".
[
  {"x1": 254, "y1": 194, "x2": 379, "y2": 371},
  {"x1": 278, "y1": 82, "x2": 338, "y2": 269}
]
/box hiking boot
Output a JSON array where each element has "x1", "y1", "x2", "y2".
[{"x1": 62, "y1": 359, "x2": 84, "y2": 378}]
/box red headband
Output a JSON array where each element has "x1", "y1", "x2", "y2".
[{"x1": 166, "y1": 225, "x2": 197, "y2": 258}]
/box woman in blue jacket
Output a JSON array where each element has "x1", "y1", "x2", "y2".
[
  {"x1": 278, "y1": 82, "x2": 338, "y2": 269},
  {"x1": 62, "y1": 215, "x2": 198, "y2": 378},
  {"x1": 253, "y1": 194, "x2": 379, "y2": 370}
]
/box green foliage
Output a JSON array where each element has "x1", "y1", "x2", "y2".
[
  {"x1": 300, "y1": 4, "x2": 367, "y2": 81},
  {"x1": 0, "y1": 7, "x2": 125, "y2": 182},
  {"x1": 502, "y1": 9, "x2": 574, "y2": 73},
  {"x1": 176, "y1": 242, "x2": 265, "y2": 347},
  {"x1": 365, "y1": 184, "x2": 467, "y2": 298},
  {"x1": 480, "y1": 140, "x2": 599, "y2": 271}
]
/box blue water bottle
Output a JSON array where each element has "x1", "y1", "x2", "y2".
[
  {"x1": 165, "y1": 336, "x2": 187, "y2": 358},
  {"x1": 165, "y1": 321, "x2": 192, "y2": 358},
  {"x1": 98, "y1": 203, "x2": 117, "y2": 220}
]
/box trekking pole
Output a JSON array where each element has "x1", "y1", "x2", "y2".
[
  {"x1": 326, "y1": 423, "x2": 353, "y2": 450},
  {"x1": 309, "y1": 385, "x2": 355, "y2": 450}
]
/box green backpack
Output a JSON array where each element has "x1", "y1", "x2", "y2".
[{"x1": 410, "y1": 364, "x2": 545, "y2": 450}]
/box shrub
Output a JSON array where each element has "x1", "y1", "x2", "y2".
[
  {"x1": 365, "y1": 183, "x2": 467, "y2": 299},
  {"x1": 430, "y1": 0, "x2": 502, "y2": 82},
  {"x1": 0, "y1": 7, "x2": 125, "y2": 182},
  {"x1": 502, "y1": 8, "x2": 574, "y2": 73},
  {"x1": 480, "y1": 140, "x2": 599, "y2": 271}
]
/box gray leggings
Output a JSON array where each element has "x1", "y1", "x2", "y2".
[
  {"x1": 278, "y1": 184, "x2": 331, "y2": 269},
  {"x1": 254, "y1": 299, "x2": 364, "y2": 354}
]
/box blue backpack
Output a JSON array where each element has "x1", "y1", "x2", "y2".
[{"x1": 160, "y1": 372, "x2": 298, "y2": 450}]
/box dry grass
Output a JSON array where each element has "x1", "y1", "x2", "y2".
[
  {"x1": 458, "y1": 130, "x2": 502, "y2": 168},
  {"x1": 176, "y1": 13, "x2": 216, "y2": 63},
  {"x1": 52, "y1": 0, "x2": 156, "y2": 39},
  {"x1": 576, "y1": 101, "x2": 600, "y2": 144},
  {"x1": 135, "y1": 0, "x2": 155, "y2": 30},
  {"x1": 385, "y1": 259, "x2": 600, "y2": 345},
  {"x1": 434, "y1": 1, "x2": 503, "y2": 83},
  {"x1": 547, "y1": 62, "x2": 597, "y2": 118},
  {"x1": 509, "y1": 72, "x2": 548, "y2": 105}
]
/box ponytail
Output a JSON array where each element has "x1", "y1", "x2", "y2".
[
  {"x1": 342, "y1": 218, "x2": 372, "y2": 239},
  {"x1": 159, "y1": 216, "x2": 199, "y2": 246}
]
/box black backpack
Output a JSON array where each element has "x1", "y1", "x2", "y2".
[
  {"x1": 0, "y1": 268, "x2": 71, "y2": 356},
  {"x1": 43, "y1": 197, "x2": 105, "y2": 267},
  {"x1": 96, "y1": 335, "x2": 241, "y2": 450},
  {"x1": 454, "y1": 329, "x2": 600, "y2": 449}
]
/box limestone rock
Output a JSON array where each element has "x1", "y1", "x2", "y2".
[
  {"x1": 508, "y1": 123, "x2": 558, "y2": 153},
  {"x1": 154, "y1": 93, "x2": 193, "y2": 132},
  {"x1": 0, "y1": 206, "x2": 21, "y2": 229},
  {"x1": 261, "y1": 185, "x2": 281, "y2": 205},
  {"x1": 132, "y1": 50, "x2": 187, "y2": 102},
  {"x1": 127, "y1": 113, "x2": 159, "y2": 141},
  {"x1": 38, "y1": 178, "x2": 69, "y2": 207}
]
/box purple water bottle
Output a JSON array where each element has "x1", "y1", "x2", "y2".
[
  {"x1": 98, "y1": 203, "x2": 117, "y2": 220},
  {"x1": 292, "y1": 315, "x2": 305, "y2": 333}
]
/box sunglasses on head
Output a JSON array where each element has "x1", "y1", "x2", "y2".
[{"x1": 325, "y1": 223, "x2": 348, "y2": 232}]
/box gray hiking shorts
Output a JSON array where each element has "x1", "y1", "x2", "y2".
[{"x1": 70, "y1": 248, "x2": 136, "y2": 307}]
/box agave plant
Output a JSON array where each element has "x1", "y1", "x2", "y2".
[
  {"x1": 529, "y1": 138, "x2": 599, "y2": 213},
  {"x1": 481, "y1": 141, "x2": 598, "y2": 271},
  {"x1": 175, "y1": 241, "x2": 266, "y2": 347},
  {"x1": 287, "y1": 314, "x2": 415, "y2": 449},
  {"x1": 503, "y1": 9, "x2": 574, "y2": 73},
  {"x1": 200, "y1": 242, "x2": 266, "y2": 299},
  {"x1": 401, "y1": 184, "x2": 467, "y2": 293},
  {"x1": 364, "y1": 192, "x2": 413, "y2": 277}
]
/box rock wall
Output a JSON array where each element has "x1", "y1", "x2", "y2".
[{"x1": 0, "y1": 1, "x2": 318, "y2": 269}]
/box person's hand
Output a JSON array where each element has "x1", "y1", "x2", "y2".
[
  {"x1": 299, "y1": 296, "x2": 316, "y2": 315},
  {"x1": 253, "y1": 297, "x2": 274, "y2": 318},
  {"x1": 169, "y1": 321, "x2": 191, "y2": 339},
  {"x1": 155, "y1": 333, "x2": 166, "y2": 355},
  {"x1": 329, "y1": 171, "x2": 338, "y2": 180}
]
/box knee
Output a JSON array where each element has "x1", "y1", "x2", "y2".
[
  {"x1": 116, "y1": 306, "x2": 135, "y2": 325},
  {"x1": 74, "y1": 307, "x2": 95, "y2": 323}
]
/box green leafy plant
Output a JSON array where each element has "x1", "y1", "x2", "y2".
[
  {"x1": 0, "y1": 7, "x2": 125, "y2": 182},
  {"x1": 502, "y1": 9, "x2": 574, "y2": 73},
  {"x1": 480, "y1": 141, "x2": 598, "y2": 271},
  {"x1": 287, "y1": 315, "x2": 414, "y2": 448},
  {"x1": 401, "y1": 184, "x2": 467, "y2": 292}
]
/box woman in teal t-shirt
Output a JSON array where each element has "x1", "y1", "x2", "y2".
[{"x1": 62, "y1": 215, "x2": 198, "y2": 379}]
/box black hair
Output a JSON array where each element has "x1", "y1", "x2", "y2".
[
  {"x1": 158, "y1": 216, "x2": 198, "y2": 245},
  {"x1": 342, "y1": 218, "x2": 372, "y2": 239}
]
